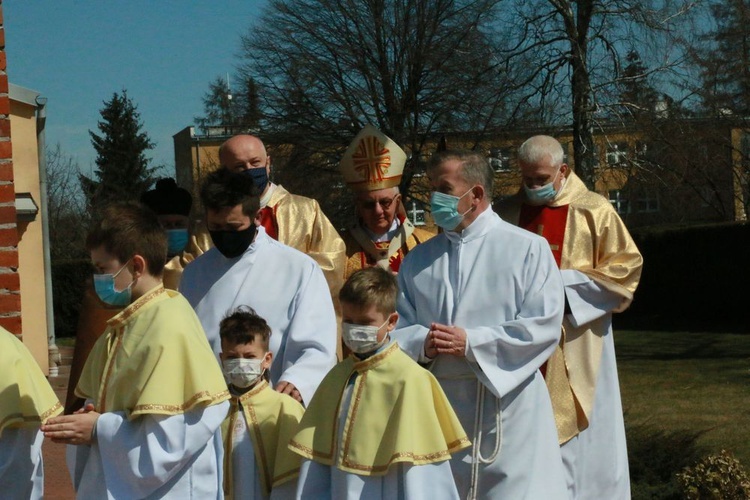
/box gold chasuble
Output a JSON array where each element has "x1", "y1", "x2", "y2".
[
  {"x1": 496, "y1": 172, "x2": 642, "y2": 444},
  {"x1": 0, "y1": 328, "x2": 62, "y2": 435},
  {"x1": 289, "y1": 343, "x2": 470, "y2": 475},
  {"x1": 223, "y1": 380, "x2": 305, "y2": 497},
  {"x1": 76, "y1": 286, "x2": 229, "y2": 418}
]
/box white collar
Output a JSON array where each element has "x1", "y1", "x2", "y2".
[
  {"x1": 364, "y1": 217, "x2": 401, "y2": 243},
  {"x1": 444, "y1": 207, "x2": 494, "y2": 244}
]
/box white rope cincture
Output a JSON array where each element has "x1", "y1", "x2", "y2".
[{"x1": 467, "y1": 380, "x2": 502, "y2": 499}]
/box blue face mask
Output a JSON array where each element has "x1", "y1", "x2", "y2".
[
  {"x1": 93, "y1": 261, "x2": 133, "y2": 307},
  {"x1": 523, "y1": 168, "x2": 563, "y2": 206},
  {"x1": 166, "y1": 229, "x2": 189, "y2": 256},
  {"x1": 430, "y1": 189, "x2": 474, "y2": 231},
  {"x1": 242, "y1": 167, "x2": 269, "y2": 194}
]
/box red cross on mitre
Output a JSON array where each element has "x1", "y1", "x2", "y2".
[{"x1": 352, "y1": 136, "x2": 391, "y2": 184}]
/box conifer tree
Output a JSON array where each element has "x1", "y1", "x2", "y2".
[{"x1": 80, "y1": 90, "x2": 157, "y2": 209}]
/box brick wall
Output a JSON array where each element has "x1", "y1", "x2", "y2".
[{"x1": 0, "y1": 1, "x2": 23, "y2": 337}]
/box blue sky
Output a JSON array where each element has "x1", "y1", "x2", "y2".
[{"x1": 4, "y1": 1, "x2": 266, "y2": 178}]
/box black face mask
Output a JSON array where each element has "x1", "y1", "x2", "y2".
[
  {"x1": 209, "y1": 225, "x2": 257, "y2": 259},
  {"x1": 242, "y1": 167, "x2": 269, "y2": 194}
]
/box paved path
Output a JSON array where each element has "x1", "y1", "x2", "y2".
[{"x1": 44, "y1": 346, "x2": 75, "y2": 500}]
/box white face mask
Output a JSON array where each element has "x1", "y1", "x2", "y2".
[
  {"x1": 222, "y1": 357, "x2": 265, "y2": 389},
  {"x1": 342, "y1": 318, "x2": 390, "y2": 354}
]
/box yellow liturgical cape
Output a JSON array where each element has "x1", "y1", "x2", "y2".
[
  {"x1": 0, "y1": 327, "x2": 62, "y2": 435},
  {"x1": 76, "y1": 285, "x2": 229, "y2": 418},
  {"x1": 496, "y1": 172, "x2": 643, "y2": 443},
  {"x1": 223, "y1": 380, "x2": 305, "y2": 497},
  {"x1": 289, "y1": 342, "x2": 470, "y2": 476}
]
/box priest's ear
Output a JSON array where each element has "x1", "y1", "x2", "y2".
[{"x1": 471, "y1": 184, "x2": 487, "y2": 205}]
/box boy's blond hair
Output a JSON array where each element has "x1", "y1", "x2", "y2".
[{"x1": 339, "y1": 267, "x2": 397, "y2": 316}]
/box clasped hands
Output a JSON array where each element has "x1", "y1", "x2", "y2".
[
  {"x1": 42, "y1": 403, "x2": 100, "y2": 445},
  {"x1": 424, "y1": 322, "x2": 467, "y2": 359}
]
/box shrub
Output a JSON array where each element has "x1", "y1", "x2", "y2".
[
  {"x1": 677, "y1": 450, "x2": 750, "y2": 499},
  {"x1": 627, "y1": 418, "x2": 706, "y2": 499}
]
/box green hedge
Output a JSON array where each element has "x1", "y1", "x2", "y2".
[{"x1": 619, "y1": 222, "x2": 749, "y2": 332}]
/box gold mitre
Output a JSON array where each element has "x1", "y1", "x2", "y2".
[{"x1": 340, "y1": 125, "x2": 406, "y2": 192}]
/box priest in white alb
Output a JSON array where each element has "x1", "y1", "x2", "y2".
[
  {"x1": 393, "y1": 150, "x2": 569, "y2": 499},
  {"x1": 180, "y1": 168, "x2": 338, "y2": 406}
]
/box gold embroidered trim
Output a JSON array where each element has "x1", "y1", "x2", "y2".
[
  {"x1": 98, "y1": 330, "x2": 124, "y2": 413},
  {"x1": 238, "y1": 379, "x2": 269, "y2": 402},
  {"x1": 245, "y1": 390, "x2": 273, "y2": 495},
  {"x1": 352, "y1": 342, "x2": 399, "y2": 373},
  {"x1": 272, "y1": 466, "x2": 300, "y2": 487},
  {"x1": 107, "y1": 285, "x2": 167, "y2": 327},
  {"x1": 0, "y1": 400, "x2": 63, "y2": 430},
  {"x1": 339, "y1": 437, "x2": 472, "y2": 473},
  {"x1": 130, "y1": 390, "x2": 230, "y2": 415},
  {"x1": 339, "y1": 371, "x2": 367, "y2": 463},
  {"x1": 39, "y1": 401, "x2": 63, "y2": 422}
]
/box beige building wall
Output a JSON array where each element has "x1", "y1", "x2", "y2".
[{"x1": 10, "y1": 85, "x2": 50, "y2": 372}]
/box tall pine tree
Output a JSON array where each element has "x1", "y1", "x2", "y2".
[
  {"x1": 80, "y1": 91, "x2": 157, "y2": 209},
  {"x1": 619, "y1": 50, "x2": 660, "y2": 120},
  {"x1": 195, "y1": 75, "x2": 262, "y2": 135},
  {"x1": 695, "y1": 0, "x2": 750, "y2": 115}
]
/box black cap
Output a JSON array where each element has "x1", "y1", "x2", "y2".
[{"x1": 140, "y1": 178, "x2": 192, "y2": 216}]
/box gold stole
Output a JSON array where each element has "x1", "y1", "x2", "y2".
[
  {"x1": 0, "y1": 328, "x2": 62, "y2": 434},
  {"x1": 497, "y1": 172, "x2": 643, "y2": 444},
  {"x1": 223, "y1": 381, "x2": 305, "y2": 497},
  {"x1": 289, "y1": 343, "x2": 470, "y2": 475},
  {"x1": 76, "y1": 286, "x2": 229, "y2": 417}
]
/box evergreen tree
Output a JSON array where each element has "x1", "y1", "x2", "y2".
[
  {"x1": 695, "y1": 0, "x2": 750, "y2": 115},
  {"x1": 195, "y1": 75, "x2": 262, "y2": 134},
  {"x1": 195, "y1": 76, "x2": 234, "y2": 134},
  {"x1": 80, "y1": 91, "x2": 157, "y2": 209},
  {"x1": 619, "y1": 50, "x2": 660, "y2": 120}
]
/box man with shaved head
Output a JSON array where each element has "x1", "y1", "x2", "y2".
[
  {"x1": 195, "y1": 135, "x2": 345, "y2": 288},
  {"x1": 190, "y1": 134, "x2": 347, "y2": 356},
  {"x1": 495, "y1": 135, "x2": 643, "y2": 499}
]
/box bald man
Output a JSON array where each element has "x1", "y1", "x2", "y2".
[{"x1": 189, "y1": 134, "x2": 346, "y2": 356}]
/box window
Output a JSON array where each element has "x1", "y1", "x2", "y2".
[
  {"x1": 606, "y1": 142, "x2": 629, "y2": 167},
  {"x1": 488, "y1": 147, "x2": 512, "y2": 172},
  {"x1": 407, "y1": 199, "x2": 426, "y2": 226},
  {"x1": 636, "y1": 192, "x2": 659, "y2": 213},
  {"x1": 609, "y1": 190, "x2": 630, "y2": 215}
]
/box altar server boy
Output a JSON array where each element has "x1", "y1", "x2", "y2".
[
  {"x1": 220, "y1": 306, "x2": 305, "y2": 499},
  {"x1": 43, "y1": 202, "x2": 230, "y2": 499},
  {"x1": 1, "y1": 327, "x2": 63, "y2": 499},
  {"x1": 290, "y1": 267, "x2": 470, "y2": 499}
]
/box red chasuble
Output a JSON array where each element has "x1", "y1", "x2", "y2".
[
  {"x1": 258, "y1": 205, "x2": 279, "y2": 241},
  {"x1": 518, "y1": 204, "x2": 569, "y2": 268}
]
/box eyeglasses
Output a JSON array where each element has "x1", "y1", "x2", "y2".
[{"x1": 359, "y1": 197, "x2": 396, "y2": 210}]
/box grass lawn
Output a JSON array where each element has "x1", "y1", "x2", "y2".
[{"x1": 616, "y1": 330, "x2": 750, "y2": 467}]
